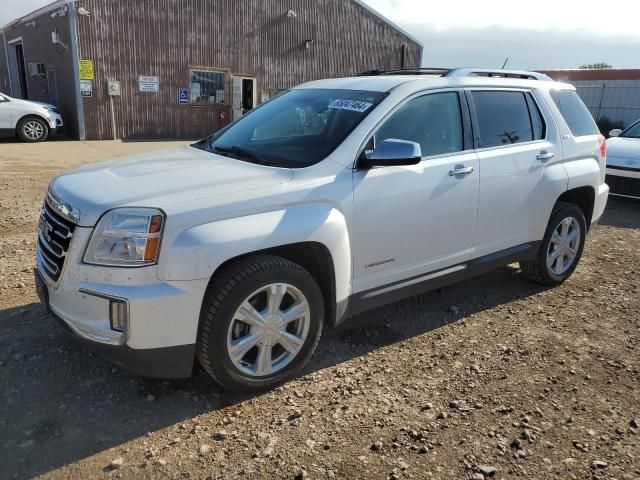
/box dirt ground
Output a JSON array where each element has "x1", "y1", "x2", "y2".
[{"x1": 0, "y1": 139, "x2": 639, "y2": 480}]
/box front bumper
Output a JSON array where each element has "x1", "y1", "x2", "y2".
[
  {"x1": 35, "y1": 227, "x2": 209, "y2": 378},
  {"x1": 606, "y1": 168, "x2": 640, "y2": 199}
]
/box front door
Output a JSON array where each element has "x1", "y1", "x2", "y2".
[
  {"x1": 0, "y1": 95, "x2": 12, "y2": 130},
  {"x1": 352, "y1": 91, "x2": 479, "y2": 301}
]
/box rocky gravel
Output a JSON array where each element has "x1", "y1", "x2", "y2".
[{"x1": 1, "y1": 139, "x2": 639, "y2": 479}]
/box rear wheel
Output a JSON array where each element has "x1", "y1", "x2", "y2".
[
  {"x1": 196, "y1": 255, "x2": 324, "y2": 393},
  {"x1": 520, "y1": 202, "x2": 586, "y2": 286},
  {"x1": 17, "y1": 116, "x2": 49, "y2": 142}
]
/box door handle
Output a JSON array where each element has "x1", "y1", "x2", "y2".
[
  {"x1": 449, "y1": 166, "x2": 475, "y2": 177},
  {"x1": 536, "y1": 151, "x2": 555, "y2": 162}
]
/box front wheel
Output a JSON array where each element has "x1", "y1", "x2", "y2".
[
  {"x1": 17, "y1": 116, "x2": 49, "y2": 142},
  {"x1": 196, "y1": 255, "x2": 324, "y2": 393},
  {"x1": 520, "y1": 202, "x2": 587, "y2": 286}
]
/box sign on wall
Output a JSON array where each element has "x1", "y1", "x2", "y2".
[
  {"x1": 178, "y1": 88, "x2": 189, "y2": 104},
  {"x1": 79, "y1": 60, "x2": 94, "y2": 80},
  {"x1": 80, "y1": 80, "x2": 93, "y2": 97},
  {"x1": 138, "y1": 76, "x2": 160, "y2": 93}
]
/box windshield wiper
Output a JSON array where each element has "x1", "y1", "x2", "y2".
[{"x1": 213, "y1": 145, "x2": 270, "y2": 165}]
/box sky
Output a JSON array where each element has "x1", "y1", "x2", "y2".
[{"x1": 1, "y1": 0, "x2": 639, "y2": 69}]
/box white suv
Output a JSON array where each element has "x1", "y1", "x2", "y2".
[
  {"x1": 34, "y1": 68, "x2": 609, "y2": 392},
  {"x1": 0, "y1": 92, "x2": 63, "y2": 142}
]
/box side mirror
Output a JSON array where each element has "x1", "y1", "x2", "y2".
[
  {"x1": 361, "y1": 139, "x2": 422, "y2": 168},
  {"x1": 609, "y1": 129, "x2": 622, "y2": 138}
]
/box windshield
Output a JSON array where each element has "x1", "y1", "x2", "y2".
[
  {"x1": 192, "y1": 88, "x2": 388, "y2": 168},
  {"x1": 621, "y1": 120, "x2": 640, "y2": 138}
]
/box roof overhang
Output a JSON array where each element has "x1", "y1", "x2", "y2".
[
  {"x1": 351, "y1": 0, "x2": 423, "y2": 48},
  {"x1": 0, "y1": 0, "x2": 77, "y2": 33}
]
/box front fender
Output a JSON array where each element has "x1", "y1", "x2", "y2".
[{"x1": 158, "y1": 204, "x2": 352, "y2": 306}]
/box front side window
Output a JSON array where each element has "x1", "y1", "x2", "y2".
[
  {"x1": 190, "y1": 69, "x2": 226, "y2": 105},
  {"x1": 550, "y1": 90, "x2": 599, "y2": 137},
  {"x1": 472, "y1": 91, "x2": 535, "y2": 148},
  {"x1": 375, "y1": 92, "x2": 464, "y2": 157},
  {"x1": 193, "y1": 89, "x2": 387, "y2": 168}
]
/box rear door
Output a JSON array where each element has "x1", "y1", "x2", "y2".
[{"x1": 468, "y1": 88, "x2": 566, "y2": 262}]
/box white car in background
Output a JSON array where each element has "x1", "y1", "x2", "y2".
[
  {"x1": 607, "y1": 120, "x2": 640, "y2": 199},
  {"x1": 0, "y1": 92, "x2": 63, "y2": 142}
]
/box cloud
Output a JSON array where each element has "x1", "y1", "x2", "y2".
[
  {"x1": 0, "y1": 0, "x2": 50, "y2": 27},
  {"x1": 363, "y1": 0, "x2": 640, "y2": 38},
  {"x1": 417, "y1": 26, "x2": 640, "y2": 70}
]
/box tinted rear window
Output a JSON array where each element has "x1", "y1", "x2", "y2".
[
  {"x1": 550, "y1": 90, "x2": 599, "y2": 137},
  {"x1": 472, "y1": 91, "x2": 535, "y2": 148}
]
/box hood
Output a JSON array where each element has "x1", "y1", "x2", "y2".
[
  {"x1": 6, "y1": 95, "x2": 56, "y2": 110},
  {"x1": 606, "y1": 137, "x2": 640, "y2": 168},
  {"x1": 51, "y1": 146, "x2": 293, "y2": 226}
]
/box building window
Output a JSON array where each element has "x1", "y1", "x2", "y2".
[{"x1": 189, "y1": 69, "x2": 226, "y2": 105}]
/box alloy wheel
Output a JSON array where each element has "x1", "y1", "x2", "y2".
[
  {"x1": 546, "y1": 217, "x2": 581, "y2": 276},
  {"x1": 23, "y1": 120, "x2": 45, "y2": 140},
  {"x1": 226, "y1": 283, "x2": 310, "y2": 377}
]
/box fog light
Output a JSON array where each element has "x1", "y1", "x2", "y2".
[{"x1": 109, "y1": 300, "x2": 128, "y2": 332}]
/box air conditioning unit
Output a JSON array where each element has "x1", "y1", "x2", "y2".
[{"x1": 28, "y1": 63, "x2": 46, "y2": 76}]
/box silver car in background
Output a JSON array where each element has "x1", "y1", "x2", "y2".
[
  {"x1": 606, "y1": 120, "x2": 640, "y2": 199},
  {"x1": 0, "y1": 92, "x2": 63, "y2": 142}
]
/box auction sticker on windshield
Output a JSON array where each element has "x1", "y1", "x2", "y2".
[{"x1": 329, "y1": 99, "x2": 373, "y2": 113}]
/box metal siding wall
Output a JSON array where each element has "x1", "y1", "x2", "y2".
[
  {"x1": 0, "y1": 34, "x2": 9, "y2": 93},
  {"x1": 0, "y1": 14, "x2": 78, "y2": 135},
  {"x1": 573, "y1": 80, "x2": 640, "y2": 128},
  {"x1": 76, "y1": 0, "x2": 422, "y2": 140}
]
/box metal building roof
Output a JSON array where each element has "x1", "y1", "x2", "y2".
[{"x1": 1, "y1": 0, "x2": 423, "y2": 48}]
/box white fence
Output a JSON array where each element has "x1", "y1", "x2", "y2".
[{"x1": 572, "y1": 80, "x2": 640, "y2": 128}]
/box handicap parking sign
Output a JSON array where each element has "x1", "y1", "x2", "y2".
[{"x1": 178, "y1": 88, "x2": 189, "y2": 105}]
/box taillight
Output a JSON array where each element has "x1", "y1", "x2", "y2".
[
  {"x1": 598, "y1": 134, "x2": 606, "y2": 159},
  {"x1": 597, "y1": 134, "x2": 607, "y2": 183}
]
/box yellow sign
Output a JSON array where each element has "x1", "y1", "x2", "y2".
[{"x1": 79, "y1": 60, "x2": 94, "y2": 80}]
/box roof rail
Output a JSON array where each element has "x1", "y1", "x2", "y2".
[
  {"x1": 357, "y1": 68, "x2": 452, "y2": 77},
  {"x1": 356, "y1": 67, "x2": 553, "y2": 81},
  {"x1": 445, "y1": 68, "x2": 553, "y2": 81}
]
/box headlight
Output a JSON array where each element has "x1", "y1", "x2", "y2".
[{"x1": 84, "y1": 208, "x2": 165, "y2": 267}]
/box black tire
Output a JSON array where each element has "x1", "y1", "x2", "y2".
[
  {"x1": 196, "y1": 254, "x2": 324, "y2": 393},
  {"x1": 520, "y1": 201, "x2": 587, "y2": 286},
  {"x1": 17, "y1": 116, "x2": 49, "y2": 143}
]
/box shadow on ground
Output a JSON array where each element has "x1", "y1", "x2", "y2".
[{"x1": 0, "y1": 197, "x2": 636, "y2": 479}]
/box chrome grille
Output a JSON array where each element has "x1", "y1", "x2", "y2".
[{"x1": 37, "y1": 200, "x2": 76, "y2": 283}]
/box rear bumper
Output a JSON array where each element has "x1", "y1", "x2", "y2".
[{"x1": 592, "y1": 182, "x2": 610, "y2": 226}]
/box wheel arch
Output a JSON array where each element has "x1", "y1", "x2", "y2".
[
  {"x1": 201, "y1": 242, "x2": 338, "y2": 326},
  {"x1": 15, "y1": 114, "x2": 50, "y2": 137},
  {"x1": 556, "y1": 186, "x2": 595, "y2": 230}
]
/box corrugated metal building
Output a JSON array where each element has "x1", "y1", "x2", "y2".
[
  {"x1": 0, "y1": 0, "x2": 422, "y2": 140},
  {"x1": 541, "y1": 69, "x2": 640, "y2": 129}
]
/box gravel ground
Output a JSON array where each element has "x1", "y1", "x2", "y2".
[{"x1": 0, "y1": 139, "x2": 639, "y2": 480}]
